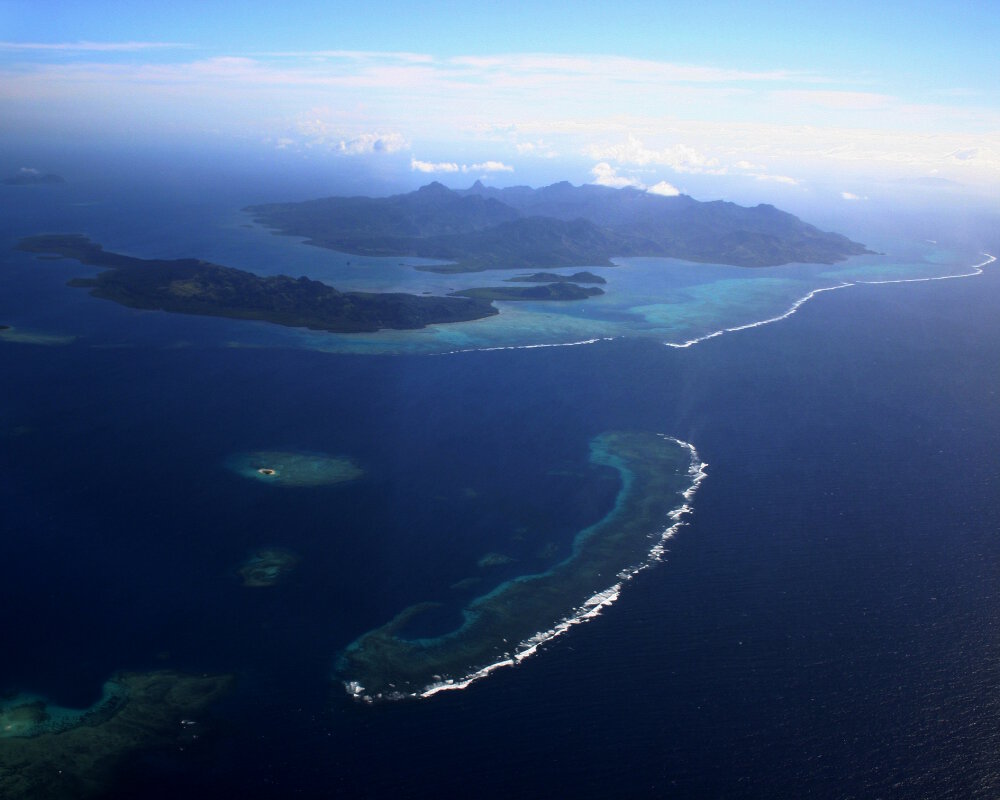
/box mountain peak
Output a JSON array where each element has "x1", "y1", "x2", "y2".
[{"x1": 417, "y1": 181, "x2": 454, "y2": 195}]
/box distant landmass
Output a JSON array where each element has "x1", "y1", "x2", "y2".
[
  {"x1": 3, "y1": 168, "x2": 65, "y2": 186},
  {"x1": 16, "y1": 235, "x2": 498, "y2": 333},
  {"x1": 246, "y1": 181, "x2": 872, "y2": 271},
  {"x1": 506, "y1": 271, "x2": 607, "y2": 284},
  {"x1": 450, "y1": 283, "x2": 604, "y2": 301}
]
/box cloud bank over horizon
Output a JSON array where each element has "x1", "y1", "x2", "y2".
[{"x1": 2, "y1": 25, "x2": 998, "y2": 202}]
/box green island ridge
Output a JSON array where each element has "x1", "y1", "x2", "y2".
[
  {"x1": 505, "y1": 271, "x2": 607, "y2": 284},
  {"x1": 246, "y1": 180, "x2": 872, "y2": 272},
  {"x1": 16, "y1": 235, "x2": 498, "y2": 333},
  {"x1": 449, "y1": 283, "x2": 604, "y2": 301},
  {"x1": 0, "y1": 670, "x2": 232, "y2": 799},
  {"x1": 336, "y1": 431, "x2": 701, "y2": 702}
]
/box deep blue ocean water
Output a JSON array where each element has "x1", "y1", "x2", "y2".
[{"x1": 2, "y1": 167, "x2": 999, "y2": 798}]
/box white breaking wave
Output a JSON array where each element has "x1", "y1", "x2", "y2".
[
  {"x1": 345, "y1": 435, "x2": 708, "y2": 702},
  {"x1": 346, "y1": 253, "x2": 995, "y2": 700},
  {"x1": 855, "y1": 252, "x2": 994, "y2": 285},
  {"x1": 665, "y1": 283, "x2": 853, "y2": 349},
  {"x1": 433, "y1": 255, "x2": 995, "y2": 358},
  {"x1": 664, "y1": 253, "x2": 995, "y2": 349},
  {"x1": 436, "y1": 336, "x2": 614, "y2": 356}
]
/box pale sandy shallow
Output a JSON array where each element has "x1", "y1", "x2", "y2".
[{"x1": 226, "y1": 450, "x2": 364, "y2": 487}]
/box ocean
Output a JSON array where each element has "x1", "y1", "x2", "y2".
[{"x1": 2, "y1": 163, "x2": 999, "y2": 798}]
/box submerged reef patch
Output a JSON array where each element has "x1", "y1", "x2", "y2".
[
  {"x1": 227, "y1": 450, "x2": 363, "y2": 487},
  {"x1": 0, "y1": 671, "x2": 232, "y2": 799},
  {"x1": 0, "y1": 325, "x2": 75, "y2": 346},
  {"x1": 237, "y1": 547, "x2": 300, "y2": 587},
  {"x1": 336, "y1": 431, "x2": 706, "y2": 701}
]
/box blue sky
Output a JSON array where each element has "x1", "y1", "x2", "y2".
[{"x1": 2, "y1": 0, "x2": 998, "y2": 201}]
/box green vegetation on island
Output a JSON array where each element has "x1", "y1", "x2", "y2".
[
  {"x1": 505, "y1": 271, "x2": 607, "y2": 284},
  {"x1": 449, "y1": 283, "x2": 604, "y2": 301},
  {"x1": 336, "y1": 431, "x2": 699, "y2": 701},
  {"x1": 16, "y1": 234, "x2": 499, "y2": 333},
  {"x1": 247, "y1": 180, "x2": 872, "y2": 272}
]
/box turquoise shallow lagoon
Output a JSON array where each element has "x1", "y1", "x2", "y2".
[
  {"x1": 226, "y1": 242, "x2": 991, "y2": 355},
  {"x1": 4, "y1": 173, "x2": 988, "y2": 356},
  {"x1": 174, "y1": 211, "x2": 995, "y2": 354}
]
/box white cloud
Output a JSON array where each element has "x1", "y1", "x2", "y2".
[
  {"x1": 259, "y1": 50, "x2": 433, "y2": 64},
  {"x1": 946, "y1": 148, "x2": 978, "y2": 161},
  {"x1": 411, "y1": 159, "x2": 512, "y2": 173},
  {"x1": 590, "y1": 165, "x2": 681, "y2": 194},
  {"x1": 590, "y1": 162, "x2": 644, "y2": 189},
  {"x1": 586, "y1": 135, "x2": 725, "y2": 174},
  {"x1": 447, "y1": 54, "x2": 813, "y2": 85},
  {"x1": 840, "y1": 191, "x2": 866, "y2": 200},
  {"x1": 647, "y1": 180, "x2": 681, "y2": 196},
  {"x1": 464, "y1": 160, "x2": 513, "y2": 172},
  {"x1": 772, "y1": 89, "x2": 891, "y2": 110},
  {"x1": 338, "y1": 132, "x2": 408, "y2": 155},
  {"x1": 515, "y1": 140, "x2": 558, "y2": 158},
  {"x1": 4, "y1": 45, "x2": 1000, "y2": 192},
  {"x1": 288, "y1": 113, "x2": 411, "y2": 154},
  {"x1": 411, "y1": 158, "x2": 460, "y2": 173},
  {"x1": 752, "y1": 173, "x2": 800, "y2": 185}
]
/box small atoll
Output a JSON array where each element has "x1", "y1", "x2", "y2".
[
  {"x1": 237, "y1": 547, "x2": 300, "y2": 587},
  {"x1": 227, "y1": 450, "x2": 364, "y2": 487}
]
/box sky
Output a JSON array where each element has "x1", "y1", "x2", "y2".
[{"x1": 2, "y1": 0, "x2": 999, "y2": 205}]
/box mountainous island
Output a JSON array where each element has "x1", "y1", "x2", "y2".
[
  {"x1": 16, "y1": 183, "x2": 872, "y2": 336},
  {"x1": 16, "y1": 235, "x2": 498, "y2": 333},
  {"x1": 247, "y1": 180, "x2": 872, "y2": 271}
]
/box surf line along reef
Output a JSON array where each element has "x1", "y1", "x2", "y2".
[{"x1": 337, "y1": 431, "x2": 707, "y2": 702}]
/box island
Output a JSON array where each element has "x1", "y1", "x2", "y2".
[
  {"x1": 449, "y1": 283, "x2": 604, "y2": 301},
  {"x1": 246, "y1": 180, "x2": 872, "y2": 271},
  {"x1": 227, "y1": 449, "x2": 364, "y2": 486},
  {"x1": 3, "y1": 168, "x2": 65, "y2": 186},
  {"x1": 505, "y1": 271, "x2": 607, "y2": 284},
  {"x1": 336, "y1": 431, "x2": 705, "y2": 702},
  {"x1": 0, "y1": 670, "x2": 232, "y2": 799},
  {"x1": 16, "y1": 235, "x2": 498, "y2": 333}
]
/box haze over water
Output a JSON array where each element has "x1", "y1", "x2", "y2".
[{"x1": 2, "y1": 156, "x2": 999, "y2": 796}]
